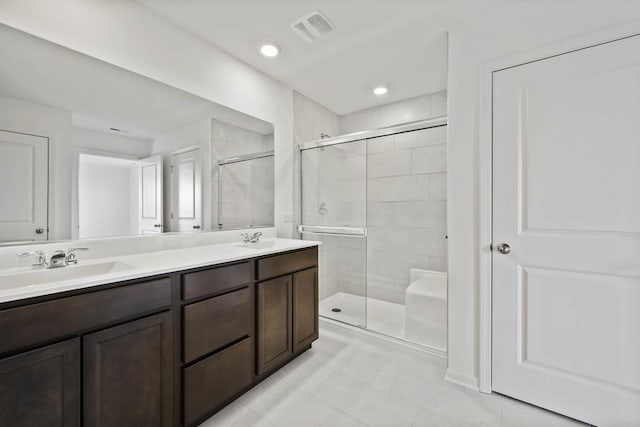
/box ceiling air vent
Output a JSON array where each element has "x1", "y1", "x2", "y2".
[{"x1": 291, "y1": 11, "x2": 335, "y2": 42}]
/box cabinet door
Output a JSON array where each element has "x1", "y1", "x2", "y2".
[
  {"x1": 0, "y1": 338, "x2": 80, "y2": 427},
  {"x1": 83, "y1": 312, "x2": 173, "y2": 427},
  {"x1": 293, "y1": 268, "x2": 319, "y2": 353},
  {"x1": 256, "y1": 275, "x2": 292, "y2": 375}
]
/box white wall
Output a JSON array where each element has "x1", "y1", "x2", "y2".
[
  {"x1": 446, "y1": 1, "x2": 640, "y2": 390},
  {"x1": 0, "y1": 96, "x2": 72, "y2": 240},
  {"x1": 0, "y1": 0, "x2": 295, "y2": 237},
  {"x1": 73, "y1": 127, "x2": 152, "y2": 157},
  {"x1": 78, "y1": 155, "x2": 138, "y2": 239},
  {"x1": 339, "y1": 92, "x2": 447, "y2": 134},
  {"x1": 71, "y1": 126, "x2": 152, "y2": 237}
]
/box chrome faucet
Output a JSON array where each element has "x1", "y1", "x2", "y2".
[
  {"x1": 17, "y1": 247, "x2": 89, "y2": 269},
  {"x1": 241, "y1": 232, "x2": 262, "y2": 244},
  {"x1": 49, "y1": 250, "x2": 67, "y2": 268}
]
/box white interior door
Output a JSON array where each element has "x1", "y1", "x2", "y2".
[
  {"x1": 138, "y1": 154, "x2": 163, "y2": 234},
  {"x1": 492, "y1": 35, "x2": 640, "y2": 426},
  {"x1": 171, "y1": 148, "x2": 202, "y2": 232},
  {"x1": 0, "y1": 130, "x2": 48, "y2": 242}
]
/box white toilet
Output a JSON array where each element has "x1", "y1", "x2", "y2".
[{"x1": 404, "y1": 269, "x2": 447, "y2": 352}]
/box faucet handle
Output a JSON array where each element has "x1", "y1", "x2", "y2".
[
  {"x1": 17, "y1": 250, "x2": 43, "y2": 258},
  {"x1": 17, "y1": 250, "x2": 48, "y2": 267},
  {"x1": 66, "y1": 247, "x2": 89, "y2": 264}
]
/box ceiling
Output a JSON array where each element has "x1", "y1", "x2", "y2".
[
  {"x1": 0, "y1": 23, "x2": 274, "y2": 139},
  {"x1": 137, "y1": 0, "x2": 456, "y2": 115}
]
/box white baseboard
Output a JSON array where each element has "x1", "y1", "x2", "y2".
[
  {"x1": 319, "y1": 317, "x2": 447, "y2": 359},
  {"x1": 444, "y1": 368, "x2": 479, "y2": 391}
]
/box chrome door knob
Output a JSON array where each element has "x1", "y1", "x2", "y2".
[
  {"x1": 496, "y1": 243, "x2": 511, "y2": 254},
  {"x1": 35, "y1": 228, "x2": 44, "y2": 234},
  {"x1": 154, "y1": 224, "x2": 163, "y2": 228},
  {"x1": 192, "y1": 225, "x2": 201, "y2": 230}
]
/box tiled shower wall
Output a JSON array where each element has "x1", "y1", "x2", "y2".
[
  {"x1": 293, "y1": 92, "x2": 341, "y2": 300},
  {"x1": 294, "y1": 91, "x2": 447, "y2": 304},
  {"x1": 338, "y1": 92, "x2": 448, "y2": 304}
]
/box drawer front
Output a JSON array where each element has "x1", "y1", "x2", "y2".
[
  {"x1": 183, "y1": 337, "x2": 253, "y2": 426},
  {"x1": 183, "y1": 287, "x2": 252, "y2": 363},
  {"x1": 256, "y1": 247, "x2": 318, "y2": 281},
  {"x1": 0, "y1": 278, "x2": 171, "y2": 355},
  {"x1": 182, "y1": 262, "x2": 251, "y2": 300}
]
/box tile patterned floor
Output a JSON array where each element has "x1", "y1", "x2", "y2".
[{"x1": 200, "y1": 322, "x2": 588, "y2": 427}]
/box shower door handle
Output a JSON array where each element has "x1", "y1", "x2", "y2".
[{"x1": 297, "y1": 225, "x2": 367, "y2": 237}]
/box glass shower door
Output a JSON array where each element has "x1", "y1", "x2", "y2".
[{"x1": 300, "y1": 140, "x2": 367, "y2": 327}]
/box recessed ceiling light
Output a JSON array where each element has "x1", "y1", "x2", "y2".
[
  {"x1": 373, "y1": 86, "x2": 388, "y2": 96},
  {"x1": 260, "y1": 42, "x2": 280, "y2": 58}
]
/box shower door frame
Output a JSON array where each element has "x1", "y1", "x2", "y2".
[{"x1": 297, "y1": 116, "x2": 448, "y2": 329}]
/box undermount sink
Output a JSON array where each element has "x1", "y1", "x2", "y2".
[
  {"x1": 236, "y1": 241, "x2": 276, "y2": 250},
  {"x1": 0, "y1": 261, "x2": 135, "y2": 290}
]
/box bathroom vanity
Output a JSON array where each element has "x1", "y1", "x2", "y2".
[{"x1": 0, "y1": 240, "x2": 318, "y2": 427}]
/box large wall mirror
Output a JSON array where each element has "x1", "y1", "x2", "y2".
[{"x1": 0, "y1": 24, "x2": 274, "y2": 245}]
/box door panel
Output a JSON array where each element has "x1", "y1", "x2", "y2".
[
  {"x1": 293, "y1": 267, "x2": 319, "y2": 353},
  {"x1": 83, "y1": 312, "x2": 173, "y2": 427},
  {"x1": 0, "y1": 130, "x2": 48, "y2": 242},
  {"x1": 0, "y1": 338, "x2": 80, "y2": 427},
  {"x1": 256, "y1": 275, "x2": 292, "y2": 375},
  {"x1": 171, "y1": 148, "x2": 202, "y2": 232},
  {"x1": 493, "y1": 35, "x2": 640, "y2": 426},
  {"x1": 139, "y1": 154, "x2": 163, "y2": 234}
]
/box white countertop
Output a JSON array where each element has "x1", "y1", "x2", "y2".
[{"x1": 0, "y1": 238, "x2": 319, "y2": 304}]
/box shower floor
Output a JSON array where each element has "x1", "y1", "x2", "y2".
[{"x1": 319, "y1": 291, "x2": 406, "y2": 339}]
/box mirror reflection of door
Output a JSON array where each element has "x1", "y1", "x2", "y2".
[
  {"x1": 0, "y1": 130, "x2": 48, "y2": 243},
  {"x1": 138, "y1": 155, "x2": 163, "y2": 234},
  {"x1": 171, "y1": 148, "x2": 202, "y2": 232}
]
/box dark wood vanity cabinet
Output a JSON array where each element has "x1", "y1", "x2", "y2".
[
  {"x1": 255, "y1": 247, "x2": 319, "y2": 376},
  {"x1": 0, "y1": 245, "x2": 318, "y2": 427},
  {"x1": 0, "y1": 338, "x2": 80, "y2": 427},
  {"x1": 0, "y1": 277, "x2": 172, "y2": 427}
]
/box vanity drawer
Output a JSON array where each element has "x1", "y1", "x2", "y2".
[
  {"x1": 183, "y1": 337, "x2": 253, "y2": 426},
  {"x1": 183, "y1": 286, "x2": 252, "y2": 363},
  {"x1": 0, "y1": 278, "x2": 171, "y2": 355},
  {"x1": 181, "y1": 262, "x2": 251, "y2": 300},
  {"x1": 257, "y1": 247, "x2": 318, "y2": 281}
]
